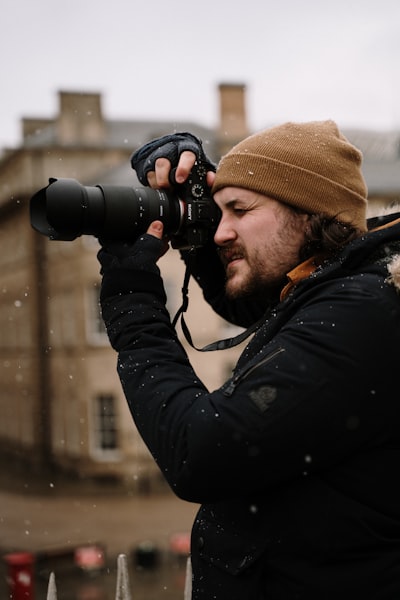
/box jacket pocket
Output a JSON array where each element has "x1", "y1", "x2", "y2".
[{"x1": 222, "y1": 346, "x2": 285, "y2": 398}]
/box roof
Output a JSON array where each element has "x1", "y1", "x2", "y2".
[
  {"x1": 22, "y1": 118, "x2": 218, "y2": 158},
  {"x1": 343, "y1": 128, "x2": 400, "y2": 194},
  {"x1": 18, "y1": 119, "x2": 400, "y2": 196}
]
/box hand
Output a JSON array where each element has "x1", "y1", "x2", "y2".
[
  {"x1": 147, "y1": 151, "x2": 195, "y2": 188},
  {"x1": 147, "y1": 152, "x2": 216, "y2": 190},
  {"x1": 147, "y1": 220, "x2": 170, "y2": 258},
  {"x1": 130, "y1": 132, "x2": 216, "y2": 189},
  {"x1": 98, "y1": 222, "x2": 170, "y2": 274},
  {"x1": 147, "y1": 220, "x2": 164, "y2": 239}
]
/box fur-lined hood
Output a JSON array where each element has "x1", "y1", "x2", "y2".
[
  {"x1": 387, "y1": 254, "x2": 400, "y2": 292},
  {"x1": 369, "y1": 205, "x2": 400, "y2": 294}
]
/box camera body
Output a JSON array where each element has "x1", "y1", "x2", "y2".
[{"x1": 30, "y1": 160, "x2": 220, "y2": 249}]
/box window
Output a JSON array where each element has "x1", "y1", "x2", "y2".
[{"x1": 92, "y1": 394, "x2": 119, "y2": 458}]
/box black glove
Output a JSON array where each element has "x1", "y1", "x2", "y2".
[
  {"x1": 131, "y1": 132, "x2": 216, "y2": 185},
  {"x1": 97, "y1": 233, "x2": 167, "y2": 308},
  {"x1": 98, "y1": 234, "x2": 165, "y2": 272}
]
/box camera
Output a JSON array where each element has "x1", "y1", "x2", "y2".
[{"x1": 30, "y1": 160, "x2": 220, "y2": 249}]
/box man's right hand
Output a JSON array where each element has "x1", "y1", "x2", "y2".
[
  {"x1": 147, "y1": 152, "x2": 216, "y2": 190},
  {"x1": 130, "y1": 132, "x2": 216, "y2": 190},
  {"x1": 147, "y1": 151, "x2": 197, "y2": 189}
]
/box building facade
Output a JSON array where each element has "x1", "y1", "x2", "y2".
[
  {"x1": 0, "y1": 85, "x2": 249, "y2": 489},
  {"x1": 0, "y1": 85, "x2": 399, "y2": 489}
]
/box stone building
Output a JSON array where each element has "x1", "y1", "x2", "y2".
[
  {"x1": 0, "y1": 84, "x2": 398, "y2": 489},
  {"x1": 0, "y1": 84, "x2": 248, "y2": 489}
]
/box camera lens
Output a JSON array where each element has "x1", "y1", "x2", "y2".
[{"x1": 30, "y1": 178, "x2": 184, "y2": 241}]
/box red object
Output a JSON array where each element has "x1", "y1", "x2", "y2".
[
  {"x1": 169, "y1": 532, "x2": 191, "y2": 556},
  {"x1": 4, "y1": 552, "x2": 35, "y2": 600},
  {"x1": 74, "y1": 544, "x2": 105, "y2": 571}
]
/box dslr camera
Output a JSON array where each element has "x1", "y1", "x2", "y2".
[{"x1": 30, "y1": 159, "x2": 220, "y2": 249}]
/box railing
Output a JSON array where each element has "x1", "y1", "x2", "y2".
[{"x1": 45, "y1": 553, "x2": 192, "y2": 600}]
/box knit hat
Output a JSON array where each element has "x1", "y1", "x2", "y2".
[{"x1": 212, "y1": 120, "x2": 368, "y2": 231}]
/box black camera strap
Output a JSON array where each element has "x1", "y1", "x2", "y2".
[{"x1": 172, "y1": 250, "x2": 262, "y2": 352}]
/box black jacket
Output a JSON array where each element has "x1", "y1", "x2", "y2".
[{"x1": 99, "y1": 212, "x2": 400, "y2": 599}]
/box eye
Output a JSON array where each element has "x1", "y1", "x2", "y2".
[{"x1": 233, "y1": 207, "x2": 247, "y2": 215}]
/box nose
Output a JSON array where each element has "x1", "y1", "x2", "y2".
[{"x1": 213, "y1": 215, "x2": 237, "y2": 246}]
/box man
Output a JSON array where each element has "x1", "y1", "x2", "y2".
[{"x1": 98, "y1": 121, "x2": 400, "y2": 599}]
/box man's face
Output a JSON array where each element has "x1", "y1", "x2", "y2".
[{"x1": 213, "y1": 187, "x2": 308, "y2": 299}]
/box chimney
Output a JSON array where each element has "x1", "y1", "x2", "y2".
[
  {"x1": 22, "y1": 118, "x2": 53, "y2": 141},
  {"x1": 217, "y1": 83, "x2": 248, "y2": 156},
  {"x1": 56, "y1": 91, "x2": 106, "y2": 145}
]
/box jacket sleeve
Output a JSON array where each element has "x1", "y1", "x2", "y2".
[{"x1": 99, "y1": 238, "x2": 399, "y2": 503}]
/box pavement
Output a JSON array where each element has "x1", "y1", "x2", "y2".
[
  {"x1": 0, "y1": 466, "x2": 200, "y2": 598},
  {"x1": 0, "y1": 465, "x2": 199, "y2": 560}
]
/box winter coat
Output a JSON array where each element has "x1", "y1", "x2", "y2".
[{"x1": 98, "y1": 212, "x2": 400, "y2": 600}]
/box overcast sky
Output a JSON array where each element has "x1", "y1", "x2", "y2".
[{"x1": 1, "y1": 0, "x2": 399, "y2": 150}]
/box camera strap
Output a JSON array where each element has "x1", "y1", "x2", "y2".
[{"x1": 172, "y1": 251, "x2": 262, "y2": 352}]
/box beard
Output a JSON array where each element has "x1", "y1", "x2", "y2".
[
  {"x1": 217, "y1": 204, "x2": 308, "y2": 302},
  {"x1": 224, "y1": 264, "x2": 285, "y2": 301},
  {"x1": 220, "y1": 245, "x2": 287, "y2": 301}
]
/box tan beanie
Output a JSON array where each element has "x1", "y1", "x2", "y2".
[{"x1": 212, "y1": 120, "x2": 368, "y2": 231}]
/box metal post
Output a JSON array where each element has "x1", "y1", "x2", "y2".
[
  {"x1": 115, "y1": 553, "x2": 132, "y2": 600},
  {"x1": 46, "y1": 572, "x2": 57, "y2": 600},
  {"x1": 184, "y1": 557, "x2": 192, "y2": 600}
]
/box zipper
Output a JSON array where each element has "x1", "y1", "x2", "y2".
[{"x1": 223, "y1": 347, "x2": 285, "y2": 397}]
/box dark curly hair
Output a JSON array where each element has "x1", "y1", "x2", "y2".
[{"x1": 299, "y1": 213, "x2": 364, "y2": 262}]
